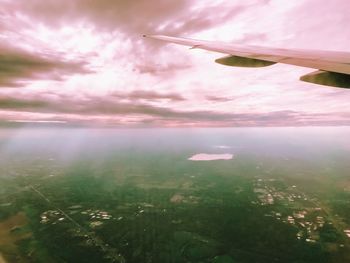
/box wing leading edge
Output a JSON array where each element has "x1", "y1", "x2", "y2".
[{"x1": 143, "y1": 35, "x2": 350, "y2": 88}]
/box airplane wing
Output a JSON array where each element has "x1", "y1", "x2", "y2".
[{"x1": 143, "y1": 35, "x2": 350, "y2": 88}]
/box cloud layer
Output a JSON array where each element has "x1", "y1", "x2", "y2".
[
  {"x1": 0, "y1": 0, "x2": 349, "y2": 127},
  {"x1": 1, "y1": 94, "x2": 349, "y2": 127}
]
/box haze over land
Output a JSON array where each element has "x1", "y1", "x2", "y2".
[{"x1": 1, "y1": 127, "x2": 350, "y2": 262}]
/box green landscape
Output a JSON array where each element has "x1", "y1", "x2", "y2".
[{"x1": 1, "y1": 127, "x2": 350, "y2": 263}]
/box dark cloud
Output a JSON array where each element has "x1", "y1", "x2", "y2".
[
  {"x1": 205, "y1": 95, "x2": 236, "y2": 102},
  {"x1": 0, "y1": 95, "x2": 349, "y2": 127},
  {"x1": 205, "y1": 94, "x2": 254, "y2": 103},
  {"x1": 0, "y1": 96, "x2": 48, "y2": 108},
  {"x1": 0, "y1": 45, "x2": 91, "y2": 87},
  {"x1": 111, "y1": 90, "x2": 185, "y2": 102},
  {"x1": 135, "y1": 61, "x2": 192, "y2": 76}
]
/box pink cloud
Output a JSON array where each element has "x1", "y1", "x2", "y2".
[{"x1": 0, "y1": 0, "x2": 349, "y2": 127}]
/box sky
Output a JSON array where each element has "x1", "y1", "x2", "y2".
[{"x1": 0, "y1": 0, "x2": 349, "y2": 127}]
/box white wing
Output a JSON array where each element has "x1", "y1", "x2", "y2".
[{"x1": 144, "y1": 35, "x2": 350, "y2": 88}]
